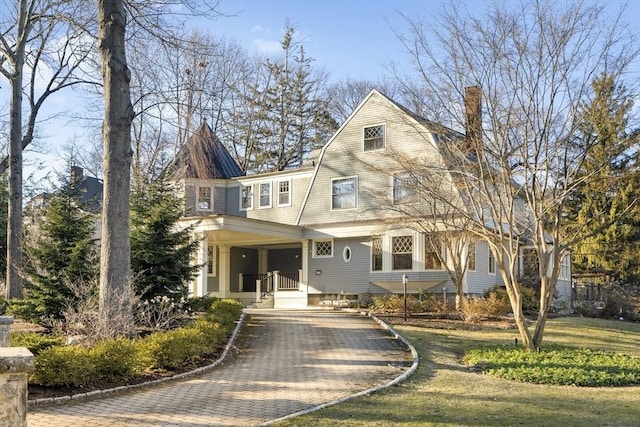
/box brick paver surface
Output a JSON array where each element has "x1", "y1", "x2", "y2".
[{"x1": 27, "y1": 310, "x2": 412, "y2": 427}]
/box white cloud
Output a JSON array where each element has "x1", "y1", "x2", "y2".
[{"x1": 251, "y1": 38, "x2": 282, "y2": 55}]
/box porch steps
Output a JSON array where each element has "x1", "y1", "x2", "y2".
[{"x1": 248, "y1": 295, "x2": 274, "y2": 309}]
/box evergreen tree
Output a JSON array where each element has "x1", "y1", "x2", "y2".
[
  {"x1": 565, "y1": 73, "x2": 640, "y2": 282},
  {"x1": 12, "y1": 177, "x2": 99, "y2": 323},
  {"x1": 130, "y1": 177, "x2": 200, "y2": 301},
  {"x1": 225, "y1": 22, "x2": 337, "y2": 174}
]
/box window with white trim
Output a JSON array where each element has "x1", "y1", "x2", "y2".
[
  {"x1": 392, "y1": 235, "x2": 413, "y2": 270},
  {"x1": 240, "y1": 185, "x2": 253, "y2": 210},
  {"x1": 331, "y1": 177, "x2": 357, "y2": 209},
  {"x1": 467, "y1": 242, "x2": 476, "y2": 271},
  {"x1": 364, "y1": 124, "x2": 385, "y2": 151},
  {"x1": 197, "y1": 186, "x2": 213, "y2": 211},
  {"x1": 371, "y1": 236, "x2": 383, "y2": 271},
  {"x1": 393, "y1": 172, "x2": 419, "y2": 204},
  {"x1": 207, "y1": 245, "x2": 216, "y2": 276},
  {"x1": 488, "y1": 250, "x2": 496, "y2": 274},
  {"x1": 313, "y1": 239, "x2": 333, "y2": 258},
  {"x1": 259, "y1": 182, "x2": 271, "y2": 208},
  {"x1": 560, "y1": 255, "x2": 571, "y2": 280},
  {"x1": 343, "y1": 246, "x2": 352, "y2": 263},
  {"x1": 277, "y1": 179, "x2": 291, "y2": 206},
  {"x1": 425, "y1": 237, "x2": 444, "y2": 270}
]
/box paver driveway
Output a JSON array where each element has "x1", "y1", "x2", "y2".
[{"x1": 27, "y1": 310, "x2": 413, "y2": 427}]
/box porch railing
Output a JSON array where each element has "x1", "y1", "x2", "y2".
[{"x1": 255, "y1": 270, "x2": 301, "y2": 302}]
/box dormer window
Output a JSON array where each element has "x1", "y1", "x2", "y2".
[{"x1": 364, "y1": 124, "x2": 385, "y2": 151}]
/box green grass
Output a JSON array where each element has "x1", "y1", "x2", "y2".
[{"x1": 275, "y1": 317, "x2": 640, "y2": 427}]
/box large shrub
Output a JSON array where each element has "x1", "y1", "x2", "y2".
[
  {"x1": 460, "y1": 294, "x2": 511, "y2": 323},
  {"x1": 206, "y1": 299, "x2": 244, "y2": 328},
  {"x1": 485, "y1": 285, "x2": 539, "y2": 315},
  {"x1": 31, "y1": 345, "x2": 96, "y2": 388},
  {"x1": 10, "y1": 332, "x2": 65, "y2": 356}
]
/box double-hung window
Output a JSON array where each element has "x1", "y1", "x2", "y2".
[
  {"x1": 240, "y1": 185, "x2": 253, "y2": 210},
  {"x1": 331, "y1": 177, "x2": 357, "y2": 209},
  {"x1": 371, "y1": 236, "x2": 383, "y2": 271},
  {"x1": 393, "y1": 172, "x2": 419, "y2": 204},
  {"x1": 392, "y1": 235, "x2": 413, "y2": 270},
  {"x1": 207, "y1": 245, "x2": 216, "y2": 276},
  {"x1": 425, "y1": 237, "x2": 444, "y2": 270},
  {"x1": 277, "y1": 179, "x2": 291, "y2": 206},
  {"x1": 364, "y1": 124, "x2": 385, "y2": 151},
  {"x1": 197, "y1": 186, "x2": 213, "y2": 211},
  {"x1": 259, "y1": 182, "x2": 271, "y2": 208},
  {"x1": 467, "y1": 242, "x2": 476, "y2": 271},
  {"x1": 488, "y1": 250, "x2": 496, "y2": 274}
]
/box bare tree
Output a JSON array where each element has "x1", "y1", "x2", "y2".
[
  {"x1": 395, "y1": 0, "x2": 639, "y2": 349},
  {"x1": 326, "y1": 77, "x2": 399, "y2": 125},
  {"x1": 0, "y1": 0, "x2": 94, "y2": 298}
]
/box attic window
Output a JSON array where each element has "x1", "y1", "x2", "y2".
[{"x1": 364, "y1": 124, "x2": 385, "y2": 151}]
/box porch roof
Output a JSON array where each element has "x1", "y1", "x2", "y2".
[{"x1": 184, "y1": 215, "x2": 306, "y2": 246}]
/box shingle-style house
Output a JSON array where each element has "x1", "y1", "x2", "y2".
[{"x1": 176, "y1": 90, "x2": 572, "y2": 308}]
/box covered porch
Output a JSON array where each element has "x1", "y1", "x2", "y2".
[{"x1": 184, "y1": 215, "x2": 310, "y2": 308}]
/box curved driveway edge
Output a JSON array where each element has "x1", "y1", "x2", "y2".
[
  {"x1": 260, "y1": 311, "x2": 419, "y2": 426},
  {"x1": 27, "y1": 310, "x2": 416, "y2": 427}
]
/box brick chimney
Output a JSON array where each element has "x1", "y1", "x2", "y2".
[
  {"x1": 70, "y1": 165, "x2": 83, "y2": 185},
  {"x1": 464, "y1": 85, "x2": 482, "y2": 147}
]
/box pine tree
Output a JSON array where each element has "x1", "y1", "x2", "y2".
[
  {"x1": 225, "y1": 22, "x2": 337, "y2": 174},
  {"x1": 130, "y1": 177, "x2": 200, "y2": 301},
  {"x1": 13, "y1": 178, "x2": 99, "y2": 323},
  {"x1": 565, "y1": 73, "x2": 640, "y2": 282}
]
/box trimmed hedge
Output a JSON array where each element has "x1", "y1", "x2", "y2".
[
  {"x1": 28, "y1": 298, "x2": 242, "y2": 388},
  {"x1": 10, "y1": 332, "x2": 65, "y2": 356}
]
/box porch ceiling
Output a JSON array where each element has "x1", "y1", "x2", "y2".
[{"x1": 186, "y1": 215, "x2": 306, "y2": 246}]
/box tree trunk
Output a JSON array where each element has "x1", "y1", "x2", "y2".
[
  {"x1": 4, "y1": 0, "x2": 28, "y2": 300},
  {"x1": 98, "y1": 0, "x2": 134, "y2": 335},
  {"x1": 6, "y1": 57, "x2": 24, "y2": 299}
]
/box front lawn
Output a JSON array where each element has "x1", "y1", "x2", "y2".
[{"x1": 274, "y1": 317, "x2": 640, "y2": 426}]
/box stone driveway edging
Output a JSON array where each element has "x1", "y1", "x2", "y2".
[
  {"x1": 27, "y1": 312, "x2": 248, "y2": 407},
  {"x1": 259, "y1": 311, "x2": 419, "y2": 426}
]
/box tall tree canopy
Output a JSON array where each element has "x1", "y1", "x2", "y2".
[{"x1": 394, "y1": 0, "x2": 639, "y2": 349}]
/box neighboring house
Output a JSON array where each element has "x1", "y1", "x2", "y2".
[
  {"x1": 25, "y1": 166, "x2": 103, "y2": 221},
  {"x1": 175, "y1": 89, "x2": 573, "y2": 308}
]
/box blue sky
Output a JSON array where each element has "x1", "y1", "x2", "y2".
[
  {"x1": 206, "y1": 0, "x2": 640, "y2": 84},
  {"x1": 4, "y1": 0, "x2": 640, "y2": 181}
]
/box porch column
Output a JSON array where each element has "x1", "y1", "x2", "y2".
[
  {"x1": 258, "y1": 248, "x2": 268, "y2": 274},
  {"x1": 301, "y1": 240, "x2": 309, "y2": 284},
  {"x1": 218, "y1": 244, "x2": 231, "y2": 298},
  {"x1": 194, "y1": 234, "x2": 208, "y2": 297}
]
